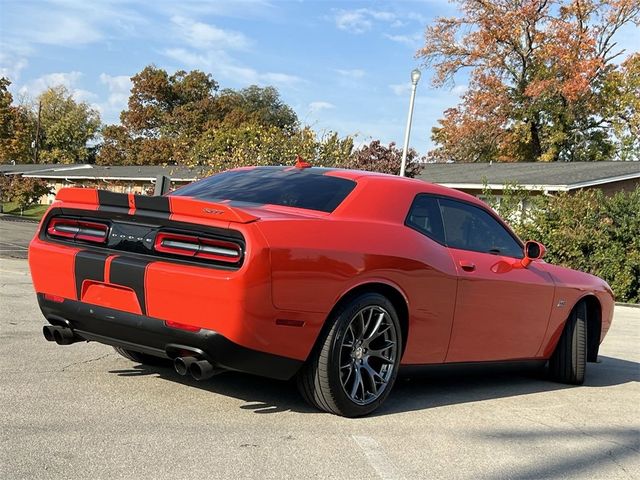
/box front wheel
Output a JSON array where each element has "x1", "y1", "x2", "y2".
[
  {"x1": 297, "y1": 293, "x2": 402, "y2": 417},
  {"x1": 548, "y1": 301, "x2": 587, "y2": 384}
]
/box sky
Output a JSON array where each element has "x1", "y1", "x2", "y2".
[{"x1": 0, "y1": 0, "x2": 638, "y2": 157}]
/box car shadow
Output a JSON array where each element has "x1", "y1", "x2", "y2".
[
  {"x1": 108, "y1": 355, "x2": 638, "y2": 416},
  {"x1": 109, "y1": 362, "x2": 314, "y2": 414},
  {"x1": 382, "y1": 355, "x2": 639, "y2": 416}
]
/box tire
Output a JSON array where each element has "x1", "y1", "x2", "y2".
[
  {"x1": 113, "y1": 346, "x2": 169, "y2": 367},
  {"x1": 297, "y1": 292, "x2": 403, "y2": 417},
  {"x1": 548, "y1": 301, "x2": 587, "y2": 384}
]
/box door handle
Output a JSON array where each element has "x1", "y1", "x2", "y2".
[{"x1": 458, "y1": 260, "x2": 476, "y2": 272}]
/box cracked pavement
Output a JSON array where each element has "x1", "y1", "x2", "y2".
[{"x1": 0, "y1": 218, "x2": 639, "y2": 479}]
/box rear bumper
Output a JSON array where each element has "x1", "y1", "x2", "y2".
[{"x1": 37, "y1": 294, "x2": 302, "y2": 381}]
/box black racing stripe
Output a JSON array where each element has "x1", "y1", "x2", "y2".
[
  {"x1": 97, "y1": 190, "x2": 130, "y2": 210},
  {"x1": 134, "y1": 195, "x2": 170, "y2": 218},
  {"x1": 108, "y1": 256, "x2": 151, "y2": 315},
  {"x1": 74, "y1": 250, "x2": 109, "y2": 300}
]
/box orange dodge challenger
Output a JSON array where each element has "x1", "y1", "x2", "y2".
[{"x1": 29, "y1": 165, "x2": 614, "y2": 416}]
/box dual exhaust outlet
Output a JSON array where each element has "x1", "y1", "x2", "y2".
[
  {"x1": 174, "y1": 356, "x2": 221, "y2": 381},
  {"x1": 43, "y1": 325, "x2": 80, "y2": 345},
  {"x1": 43, "y1": 324, "x2": 220, "y2": 381}
]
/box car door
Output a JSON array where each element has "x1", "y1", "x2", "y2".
[{"x1": 437, "y1": 197, "x2": 555, "y2": 362}]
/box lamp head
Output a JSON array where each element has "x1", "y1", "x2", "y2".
[{"x1": 411, "y1": 68, "x2": 422, "y2": 85}]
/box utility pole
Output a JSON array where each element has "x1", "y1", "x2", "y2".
[{"x1": 33, "y1": 100, "x2": 41, "y2": 164}]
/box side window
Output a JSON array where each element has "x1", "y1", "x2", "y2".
[
  {"x1": 439, "y1": 198, "x2": 523, "y2": 258},
  {"x1": 406, "y1": 195, "x2": 446, "y2": 244}
]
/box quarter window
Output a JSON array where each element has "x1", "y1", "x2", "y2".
[{"x1": 406, "y1": 195, "x2": 446, "y2": 244}]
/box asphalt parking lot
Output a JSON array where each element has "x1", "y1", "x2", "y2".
[
  {"x1": 0, "y1": 218, "x2": 638, "y2": 479},
  {"x1": 0, "y1": 214, "x2": 35, "y2": 259}
]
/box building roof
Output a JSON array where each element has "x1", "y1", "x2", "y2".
[
  {"x1": 0, "y1": 164, "x2": 95, "y2": 175},
  {"x1": 417, "y1": 161, "x2": 640, "y2": 192},
  {"x1": 2, "y1": 161, "x2": 639, "y2": 191},
  {"x1": 1, "y1": 164, "x2": 205, "y2": 182}
]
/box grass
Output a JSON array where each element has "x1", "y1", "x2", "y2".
[{"x1": 1, "y1": 202, "x2": 49, "y2": 220}]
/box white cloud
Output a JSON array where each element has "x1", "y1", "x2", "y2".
[
  {"x1": 334, "y1": 8, "x2": 426, "y2": 34},
  {"x1": 37, "y1": 15, "x2": 103, "y2": 46},
  {"x1": 335, "y1": 68, "x2": 366, "y2": 79},
  {"x1": 451, "y1": 84, "x2": 468, "y2": 96},
  {"x1": 384, "y1": 32, "x2": 422, "y2": 47},
  {"x1": 163, "y1": 48, "x2": 301, "y2": 88},
  {"x1": 156, "y1": 0, "x2": 275, "y2": 19},
  {"x1": 335, "y1": 10, "x2": 373, "y2": 34},
  {"x1": 17, "y1": 71, "x2": 98, "y2": 106},
  {"x1": 0, "y1": 57, "x2": 28, "y2": 82},
  {"x1": 261, "y1": 72, "x2": 301, "y2": 86},
  {"x1": 389, "y1": 83, "x2": 411, "y2": 96},
  {"x1": 2, "y1": 2, "x2": 144, "y2": 48},
  {"x1": 99, "y1": 73, "x2": 132, "y2": 109},
  {"x1": 309, "y1": 101, "x2": 335, "y2": 113},
  {"x1": 171, "y1": 16, "x2": 250, "y2": 50},
  {"x1": 165, "y1": 15, "x2": 299, "y2": 89},
  {"x1": 20, "y1": 72, "x2": 82, "y2": 95},
  {"x1": 0, "y1": 42, "x2": 32, "y2": 82},
  {"x1": 367, "y1": 10, "x2": 396, "y2": 22}
]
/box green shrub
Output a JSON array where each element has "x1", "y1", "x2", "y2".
[{"x1": 486, "y1": 186, "x2": 640, "y2": 303}]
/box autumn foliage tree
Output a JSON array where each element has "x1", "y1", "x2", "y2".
[
  {"x1": 37, "y1": 86, "x2": 101, "y2": 163},
  {"x1": 98, "y1": 66, "x2": 219, "y2": 165},
  {"x1": 3, "y1": 176, "x2": 52, "y2": 213},
  {"x1": 0, "y1": 78, "x2": 35, "y2": 163},
  {"x1": 344, "y1": 140, "x2": 423, "y2": 177},
  {"x1": 97, "y1": 65, "x2": 353, "y2": 170},
  {"x1": 418, "y1": 0, "x2": 640, "y2": 162}
]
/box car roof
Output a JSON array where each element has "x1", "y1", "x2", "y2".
[
  {"x1": 225, "y1": 165, "x2": 492, "y2": 220},
  {"x1": 235, "y1": 166, "x2": 484, "y2": 202}
]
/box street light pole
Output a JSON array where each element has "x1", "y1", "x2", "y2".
[
  {"x1": 33, "y1": 100, "x2": 42, "y2": 164},
  {"x1": 399, "y1": 68, "x2": 421, "y2": 177}
]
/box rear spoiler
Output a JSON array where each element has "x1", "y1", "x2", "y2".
[{"x1": 55, "y1": 188, "x2": 259, "y2": 224}]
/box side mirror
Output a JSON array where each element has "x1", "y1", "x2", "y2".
[{"x1": 521, "y1": 241, "x2": 546, "y2": 268}]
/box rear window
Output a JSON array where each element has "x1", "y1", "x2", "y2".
[{"x1": 171, "y1": 167, "x2": 356, "y2": 213}]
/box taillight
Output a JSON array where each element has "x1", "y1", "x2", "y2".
[
  {"x1": 47, "y1": 218, "x2": 109, "y2": 244},
  {"x1": 154, "y1": 232, "x2": 242, "y2": 264}
]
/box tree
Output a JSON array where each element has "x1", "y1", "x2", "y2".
[
  {"x1": 97, "y1": 65, "x2": 321, "y2": 168},
  {"x1": 0, "y1": 173, "x2": 11, "y2": 202},
  {"x1": 5, "y1": 176, "x2": 52, "y2": 213},
  {"x1": 418, "y1": 0, "x2": 640, "y2": 163},
  {"x1": 483, "y1": 184, "x2": 640, "y2": 302},
  {"x1": 213, "y1": 86, "x2": 298, "y2": 130},
  {"x1": 601, "y1": 53, "x2": 640, "y2": 161},
  {"x1": 190, "y1": 123, "x2": 353, "y2": 172},
  {"x1": 0, "y1": 77, "x2": 35, "y2": 163},
  {"x1": 344, "y1": 140, "x2": 423, "y2": 177},
  {"x1": 98, "y1": 66, "x2": 219, "y2": 165},
  {"x1": 122, "y1": 66, "x2": 218, "y2": 138},
  {"x1": 37, "y1": 86, "x2": 101, "y2": 163}
]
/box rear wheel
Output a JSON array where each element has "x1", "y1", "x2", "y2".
[
  {"x1": 297, "y1": 293, "x2": 402, "y2": 417},
  {"x1": 113, "y1": 347, "x2": 169, "y2": 367},
  {"x1": 548, "y1": 301, "x2": 587, "y2": 384}
]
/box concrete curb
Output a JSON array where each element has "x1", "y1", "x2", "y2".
[
  {"x1": 0, "y1": 213, "x2": 39, "y2": 224},
  {"x1": 616, "y1": 302, "x2": 640, "y2": 309}
]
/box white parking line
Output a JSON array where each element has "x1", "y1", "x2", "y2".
[{"x1": 352, "y1": 435, "x2": 406, "y2": 480}]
